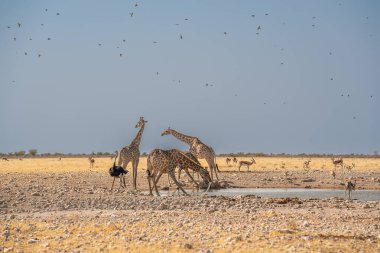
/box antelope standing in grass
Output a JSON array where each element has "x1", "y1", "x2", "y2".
[
  {"x1": 2, "y1": 157, "x2": 9, "y2": 161},
  {"x1": 344, "y1": 163, "x2": 355, "y2": 173},
  {"x1": 330, "y1": 170, "x2": 336, "y2": 183},
  {"x1": 226, "y1": 157, "x2": 231, "y2": 165},
  {"x1": 89, "y1": 157, "x2": 95, "y2": 169},
  {"x1": 345, "y1": 178, "x2": 356, "y2": 199},
  {"x1": 331, "y1": 157, "x2": 344, "y2": 170},
  {"x1": 238, "y1": 158, "x2": 256, "y2": 171},
  {"x1": 232, "y1": 157, "x2": 238, "y2": 165},
  {"x1": 303, "y1": 159, "x2": 311, "y2": 170}
]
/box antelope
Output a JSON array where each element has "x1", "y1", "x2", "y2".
[
  {"x1": 89, "y1": 157, "x2": 95, "y2": 169},
  {"x1": 238, "y1": 158, "x2": 256, "y2": 171},
  {"x1": 344, "y1": 163, "x2": 355, "y2": 172},
  {"x1": 226, "y1": 157, "x2": 231, "y2": 165},
  {"x1": 232, "y1": 157, "x2": 238, "y2": 164},
  {"x1": 303, "y1": 159, "x2": 311, "y2": 171},
  {"x1": 345, "y1": 178, "x2": 356, "y2": 199},
  {"x1": 2, "y1": 158, "x2": 9, "y2": 161},
  {"x1": 331, "y1": 170, "x2": 336, "y2": 182},
  {"x1": 331, "y1": 157, "x2": 344, "y2": 170}
]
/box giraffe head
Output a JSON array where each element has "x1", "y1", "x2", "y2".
[
  {"x1": 199, "y1": 168, "x2": 212, "y2": 184},
  {"x1": 135, "y1": 117, "x2": 147, "y2": 128},
  {"x1": 161, "y1": 127, "x2": 171, "y2": 136}
]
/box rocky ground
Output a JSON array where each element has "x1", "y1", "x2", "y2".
[{"x1": 1, "y1": 170, "x2": 380, "y2": 252}]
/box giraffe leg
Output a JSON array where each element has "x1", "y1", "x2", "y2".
[
  {"x1": 184, "y1": 168, "x2": 199, "y2": 187},
  {"x1": 178, "y1": 167, "x2": 182, "y2": 181},
  {"x1": 152, "y1": 171, "x2": 164, "y2": 191},
  {"x1": 132, "y1": 159, "x2": 139, "y2": 190},
  {"x1": 147, "y1": 172, "x2": 153, "y2": 196},
  {"x1": 152, "y1": 172, "x2": 161, "y2": 196},
  {"x1": 168, "y1": 170, "x2": 189, "y2": 196},
  {"x1": 206, "y1": 158, "x2": 218, "y2": 181},
  {"x1": 168, "y1": 173, "x2": 172, "y2": 187}
]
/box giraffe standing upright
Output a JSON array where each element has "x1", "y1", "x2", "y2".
[
  {"x1": 117, "y1": 117, "x2": 147, "y2": 190},
  {"x1": 146, "y1": 149, "x2": 211, "y2": 196},
  {"x1": 161, "y1": 128, "x2": 219, "y2": 180}
]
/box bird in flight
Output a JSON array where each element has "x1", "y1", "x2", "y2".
[
  {"x1": 123, "y1": 40, "x2": 126, "y2": 43},
  {"x1": 205, "y1": 83, "x2": 209, "y2": 87},
  {"x1": 265, "y1": 13, "x2": 269, "y2": 16},
  {"x1": 156, "y1": 72, "x2": 159, "y2": 75},
  {"x1": 38, "y1": 54, "x2": 41, "y2": 58},
  {"x1": 45, "y1": 8, "x2": 48, "y2": 12},
  {"x1": 47, "y1": 37, "x2": 51, "y2": 40},
  {"x1": 153, "y1": 41, "x2": 157, "y2": 44},
  {"x1": 257, "y1": 26, "x2": 261, "y2": 30},
  {"x1": 17, "y1": 22, "x2": 21, "y2": 28},
  {"x1": 13, "y1": 37, "x2": 16, "y2": 41},
  {"x1": 135, "y1": 3, "x2": 138, "y2": 7},
  {"x1": 184, "y1": 18, "x2": 189, "y2": 21},
  {"x1": 180, "y1": 34, "x2": 183, "y2": 39},
  {"x1": 24, "y1": 52, "x2": 27, "y2": 56},
  {"x1": 330, "y1": 78, "x2": 333, "y2": 81},
  {"x1": 7, "y1": 26, "x2": 11, "y2": 29},
  {"x1": 224, "y1": 32, "x2": 227, "y2": 35},
  {"x1": 98, "y1": 43, "x2": 102, "y2": 46},
  {"x1": 56, "y1": 12, "x2": 60, "y2": 15},
  {"x1": 41, "y1": 24, "x2": 44, "y2": 26},
  {"x1": 119, "y1": 53, "x2": 123, "y2": 57},
  {"x1": 130, "y1": 12, "x2": 134, "y2": 17},
  {"x1": 251, "y1": 14, "x2": 255, "y2": 18}
]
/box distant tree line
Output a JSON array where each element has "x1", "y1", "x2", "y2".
[{"x1": 0, "y1": 150, "x2": 378, "y2": 158}]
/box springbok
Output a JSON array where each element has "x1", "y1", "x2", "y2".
[
  {"x1": 345, "y1": 178, "x2": 356, "y2": 199},
  {"x1": 226, "y1": 157, "x2": 231, "y2": 165},
  {"x1": 331, "y1": 157, "x2": 344, "y2": 170},
  {"x1": 303, "y1": 159, "x2": 311, "y2": 171},
  {"x1": 238, "y1": 158, "x2": 256, "y2": 171}
]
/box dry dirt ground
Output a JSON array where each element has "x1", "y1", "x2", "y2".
[{"x1": 0, "y1": 157, "x2": 379, "y2": 252}]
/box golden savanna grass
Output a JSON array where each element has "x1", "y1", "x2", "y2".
[{"x1": 1, "y1": 156, "x2": 379, "y2": 174}]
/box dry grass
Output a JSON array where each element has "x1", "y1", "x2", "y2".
[{"x1": 0, "y1": 156, "x2": 379, "y2": 174}]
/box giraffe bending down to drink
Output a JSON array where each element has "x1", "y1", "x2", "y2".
[
  {"x1": 146, "y1": 149, "x2": 211, "y2": 196},
  {"x1": 117, "y1": 117, "x2": 147, "y2": 190},
  {"x1": 161, "y1": 127, "x2": 219, "y2": 181}
]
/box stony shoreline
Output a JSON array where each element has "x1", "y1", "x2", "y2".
[{"x1": 1, "y1": 170, "x2": 380, "y2": 252}]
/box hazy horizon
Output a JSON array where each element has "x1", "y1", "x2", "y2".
[{"x1": 1, "y1": 1, "x2": 379, "y2": 155}]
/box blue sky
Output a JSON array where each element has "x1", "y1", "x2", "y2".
[{"x1": 1, "y1": 0, "x2": 379, "y2": 154}]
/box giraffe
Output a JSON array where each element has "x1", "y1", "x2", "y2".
[
  {"x1": 161, "y1": 127, "x2": 219, "y2": 180},
  {"x1": 117, "y1": 117, "x2": 147, "y2": 190},
  {"x1": 146, "y1": 149, "x2": 211, "y2": 196},
  {"x1": 168, "y1": 151, "x2": 201, "y2": 187}
]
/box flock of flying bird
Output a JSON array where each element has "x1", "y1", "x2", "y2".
[{"x1": 3, "y1": 2, "x2": 375, "y2": 116}]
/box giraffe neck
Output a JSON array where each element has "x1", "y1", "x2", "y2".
[
  {"x1": 131, "y1": 124, "x2": 145, "y2": 147},
  {"x1": 169, "y1": 129, "x2": 196, "y2": 146}
]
